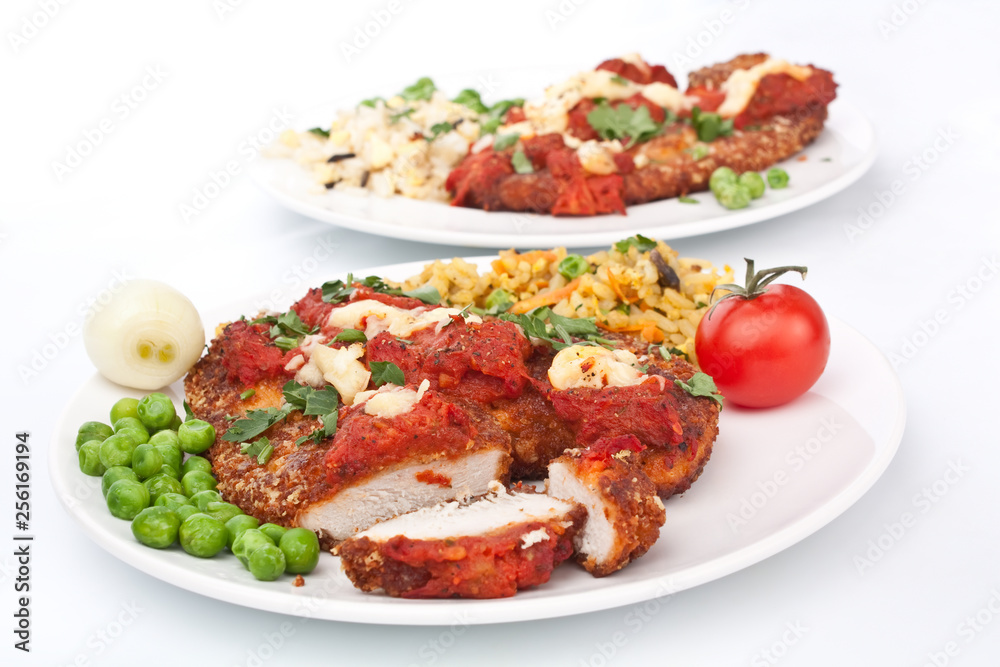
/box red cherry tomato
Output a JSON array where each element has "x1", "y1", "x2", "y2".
[{"x1": 695, "y1": 261, "x2": 830, "y2": 408}]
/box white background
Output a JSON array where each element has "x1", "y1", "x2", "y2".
[{"x1": 2, "y1": 0, "x2": 999, "y2": 665}]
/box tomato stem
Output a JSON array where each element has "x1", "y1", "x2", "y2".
[{"x1": 710, "y1": 258, "x2": 809, "y2": 307}]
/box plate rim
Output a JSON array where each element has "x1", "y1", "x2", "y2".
[
  {"x1": 50, "y1": 259, "x2": 905, "y2": 625},
  {"x1": 251, "y1": 98, "x2": 877, "y2": 249}
]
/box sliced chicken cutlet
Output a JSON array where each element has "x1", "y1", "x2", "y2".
[
  {"x1": 547, "y1": 438, "x2": 665, "y2": 577},
  {"x1": 335, "y1": 483, "x2": 585, "y2": 599}
]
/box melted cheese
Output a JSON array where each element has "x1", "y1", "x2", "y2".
[
  {"x1": 310, "y1": 343, "x2": 370, "y2": 405},
  {"x1": 641, "y1": 82, "x2": 691, "y2": 113},
  {"x1": 353, "y1": 378, "x2": 431, "y2": 418},
  {"x1": 717, "y1": 58, "x2": 814, "y2": 118},
  {"x1": 548, "y1": 345, "x2": 648, "y2": 390},
  {"x1": 327, "y1": 300, "x2": 481, "y2": 340},
  {"x1": 577, "y1": 140, "x2": 620, "y2": 175}
]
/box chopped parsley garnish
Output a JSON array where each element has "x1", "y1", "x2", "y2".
[
  {"x1": 479, "y1": 98, "x2": 525, "y2": 135},
  {"x1": 425, "y1": 122, "x2": 454, "y2": 141},
  {"x1": 493, "y1": 133, "x2": 520, "y2": 151},
  {"x1": 389, "y1": 107, "x2": 415, "y2": 123},
  {"x1": 675, "y1": 372, "x2": 724, "y2": 409},
  {"x1": 690, "y1": 107, "x2": 733, "y2": 142},
  {"x1": 321, "y1": 274, "x2": 440, "y2": 305},
  {"x1": 370, "y1": 361, "x2": 406, "y2": 387},
  {"x1": 222, "y1": 406, "x2": 293, "y2": 444},
  {"x1": 240, "y1": 437, "x2": 274, "y2": 465},
  {"x1": 500, "y1": 307, "x2": 613, "y2": 351},
  {"x1": 610, "y1": 74, "x2": 629, "y2": 85},
  {"x1": 678, "y1": 196, "x2": 699, "y2": 204},
  {"x1": 511, "y1": 149, "x2": 534, "y2": 174},
  {"x1": 614, "y1": 234, "x2": 658, "y2": 253},
  {"x1": 586, "y1": 102, "x2": 664, "y2": 148},
  {"x1": 239, "y1": 388, "x2": 256, "y2": 400},
  {"x1": 484, "y1": 288, "x2": 514, "y2": 315},
  {"x1": 333, "y1": 328, "x2": 367, "y2": 343},
  {"x1": 307, "y1": 127, "x2": 330, "y2": 138},
  {"x1": 283, "y1": 382, "x2": 340, "y2": 446},
  {"x1": 359, "y1": 96, "x2": 384, "y2": 108},
  {"x1": 452, "y1": 89, "x2": 489, "y2": 114},
  {"x1": 271, "y1": 310, "x2": 315, "y2": 338},
  {"x1": 183, "y1": 401, "x2": 195, "y2": 421},
  {"x1": 400, "y1": 77, "x2": 437, "y2": 102}
]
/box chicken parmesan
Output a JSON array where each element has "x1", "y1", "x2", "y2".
[{"x1": 274, "y1": 53, "x2": 837, "y2": 217}]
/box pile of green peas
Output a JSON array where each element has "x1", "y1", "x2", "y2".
[
  {"x1": 709, "y1": 166, "x2": 789, "y2": 210},
  {"x1": 75, "y1": 393, "x2": 319, "y2": 582}
]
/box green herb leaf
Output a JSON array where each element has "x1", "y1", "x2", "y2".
[
  {"x1": 240, "y1": 437, "x2": 274, "y2": 465},
  {"x1": 686, "y1": 143, "x2": 709, "y2": 161},
  {"x1": 452, "y1": 89, "x2": 489, "y2": 114},
  {"x1": 675, "y1": 372, "x2": 724, "y2": 409},
  {"x1": 610, "y1": 74, "x2": 629, "y2": 85},
  {"x1": 273, "y1": 336, "x2": 299, "y2": 351},
  {"x1": 370, "y1": 361, "x2": 406, "y2": 387},
  {"x1": 222, "y1": 406, "x2": 293, "y2": 443},
  {"x1": 484, "y1": 288, "x2": 514, "y2": 315},
  {"x1": 426, "y1": 121, "x2": 454, "y2": 141},
  {"x1": 511, "y1": 149, "x2": 534, "y2": 174},
  {"x1": 183, "y1": 401, "x2": 195, "y2": 421},
  {"x1": 240, "y1": 389, "x2": 256, "y2": 400},
  {"x1": 493, "y1": 133, "x2": 520, "y2": 151},
  {"x1": 586, "y1": 102, "x2": 664, "y2": 148},
  {"x1": 480, "y1": 98, "x2": 526, "y2": 136},
  {"x1": 273, "y1": 310, "x2": 315, "y2": 337},
  {"x1": 678, "y1": 196, "x2": 699, "y2": 204},
  {"x1": 500, "y1": 307, "x2": 612, "y2": 351},
  {"x1": 400, "y1": 77, "x2": 436, "y2": 102},
  {"x1": 359, "y1": 97, "x2": 384, "y2": 108},
  {"x1": 333, "y1": 328, "x2": 367, "y2": 343},
  {"x1": 402, "y1": 284, "x2": 442, "y2": 305},
  {"x1": 307, "y1": 127, "x2": 330, "y2": 138},
  {"x1": 614, "y1": 234, "x2": 658, "y2": 253},
  {"x1": 690, "y1": 107, "x2": 734, "y2": 143},
  {"x1": 389, "y1": 108, "x2": 415, "y2": 123}
]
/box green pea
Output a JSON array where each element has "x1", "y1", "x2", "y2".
[
  {"x1": 279, "y1": 528, "x2": 320, "y2": 575},
  {"x1": 232, "y1": 528, "x2": 274, "y2": 567},
  {"x1": 137, "y1": 393, "x2": 177, "y2": 430},
  {"x1": 149, "y1": 429, "x2": 180, "y2": 449},
  {"x1": 182, "y1": 470, "x2": 217, "y2": 497},
  {"x1": 154, "y1": 492, "x2": 190, "y2": 512},
  {"x1": 175, "y1": 504, "x2": 199, "y2": 522},
  {"x1": 179, "y1": 513, "x2": 227, "y2": 558},
  {"x1": 709, "y1": 166, "x2": 738, "y2": 193},
  {"x1": 106, "y1": 479, "x2": 149, "y2": 520},
  {"x1": 715, "y1": 183, "x2": 752, "y2": 210},
  {"x1": 248, "y1": 543, "x2": 286, "y2": 581},
  {"x1": 131, "y1": 444, "x2": 164, "y2": 480},
  {"x1": 189, "y1": 489, "x2": 223, "y2": 511},
  {"x1": 738, "y1": 172, "x2": 766, "y2": 199},
  {"x1": 113, "y1": 417, "x2": 149, "y2": 445},
  {"x1": 181, "y1": 456, "x2": 213, "y2": 477},
  {"x1": 205, "y1": 501, "x2": 243, "y2": 524},
  {"x1": 259, "y1": 523, "x2": 288, "y2": 545},
  {"x1": 178, "y1": 420, "x2": 216, "y2": 454},
  {"x1": 110, "y1": 397, "x2": 140, "y2": 424},
  {"x1": 152, "y1": 442, "x2": 182, "y2": 473},
  {"x1": 143, "y1": 474, "x2": 184, "y2": 504},
  {"x1": 78, "y1": 440, "x2": 107, "y2": 477},
  {"x1": 557, "y1": 254, "x2": 590, "y2": 280},
  {"x1": 767, "y1": 167, "x2": 789, "y2": 189},
  {"x1": 225, "y1": 514, "x2": 260, "y2": 550},
  {"x1": 169, "y1": 415, "x2": 183, "y2": 431},
  {"x1": 76, "y1": 422, "x2": 113, "y2": 452},
  {"x1": 131, "y1": 506, "x2": 180, "y2": 549},
  {"x1": 484, "y1": 288, "x2": 513, "y2": 314},
  {"x1": 99, "y1": 433, "x2": 137, "y2": 469},
  {"x1": 156, "y1": 463, "x2": 180, "y2": 480},
  {"x1": 102, "y1": 466, "x2": 139, "y2": 498}
]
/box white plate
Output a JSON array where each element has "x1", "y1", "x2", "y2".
[
  {"x1": 251, "y1": 67, "x2": 876, "y2": 248},
  {"x1": 51, "y1": 258, "x2": 905, "y2": 625}
]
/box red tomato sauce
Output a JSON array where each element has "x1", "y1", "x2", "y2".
[
  {"x1": 547, "y1": 380, "x2": 685, "y2": 449},
  {"x1": 324, "y1": 391, "x2": 474, "y2": 491},
  {"x1": 218, "y1": 320, "x2": 293, "y2": 387},
  {"x1": 735, "y1": 69, "x2": 838, "y2": 128}
]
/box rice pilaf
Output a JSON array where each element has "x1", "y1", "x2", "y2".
[{"x1": 398, "y1": 239, "x2": 732, "y2": 365}]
